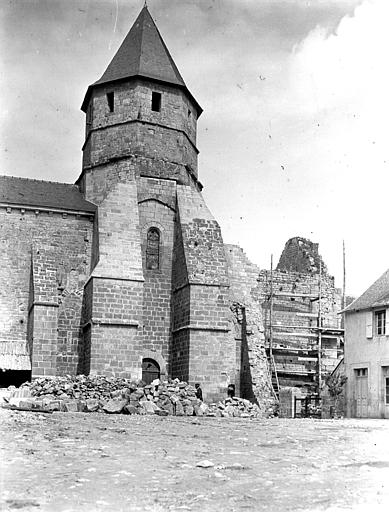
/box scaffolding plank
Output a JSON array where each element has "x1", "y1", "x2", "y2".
[
  {"x1": 273, "y1": 324, "x2": 318, "y2": 330},
  {"x1": 274, "y1": 332, "x2": 340, "y2": 339}
]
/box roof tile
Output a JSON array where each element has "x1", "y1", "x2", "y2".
[
  {"x1": 345, "y1": 268, "x2": 389, "y2": 312},
  {"x1": 0, "y1": 175, "x2": 96, "y2": 213},
  {"x1": 81, "y1": 6, "x2": 202, "y2": 115}
]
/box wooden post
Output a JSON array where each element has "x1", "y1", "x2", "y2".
[
  {"x1": 342, "y1": 240, "x2": 346, "y2": 330},
  {"x1": 342, "y1": 240, "x2": 346, "y2": 310}
]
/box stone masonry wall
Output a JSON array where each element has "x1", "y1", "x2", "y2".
[
  {"x1": 85, "y1": 278, "x2": 144, "y2": 380},
  {"x1": 90, "y1": 181, "x2": 143, "y2": 281},
  {"x1": 224, "y1": 245, "x2": 275, "y2": 412},
  {"x1": 138, "y1": 177, "x2": 176, "y2": 370},
  {"x1": 83, "y1": 79, "x2": 198, "y2": 174},
  {"x1": 80, "y1": 180, "x2": 145, "y2": 379},
  {"x1": 257, "y1": 267, "x2": 343, "y2": 391},
  {"x1": 172, "y1": 186, "x2": 236, "y2": 401},
  {"x1": 86, "y1": 80, "x2": 197, "y2": 147},
  {"x1": 171, "y1": 217, "x2": 190, "y2": 382},
  {"x1": 277, "y1": 237, "x2": 328, "y2": 275},
  {"x1": 0, "y1": 207, "x2": 93, "y2": 372},
  {"x1": 79, "y1": 156, "x2": 192, "y2": 209},
  {"x1": 30, "y1": 245, "x2": 59, "y2": 378},
  {"x1": 83, "y1": 123, "x2": 197, "y2": 174}
]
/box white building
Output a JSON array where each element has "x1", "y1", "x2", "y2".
[{"x1": 344, "y1": 269, "x2": 389, "y2": 418}]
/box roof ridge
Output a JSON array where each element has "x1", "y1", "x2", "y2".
[
  {"x1": 143, "y1": 8, "x2": 186, "y2": 86},
  {"x1": 137, "y1": 7, "x2": 146, "y2": 77},
  {"x1": 0, "y1": 174, "x2": 79, "y2": 187},
  {"x1": 344, "y1": 267, "x2": 389, "y2": 312}
]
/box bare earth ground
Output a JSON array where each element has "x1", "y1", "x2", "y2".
[{"x1": 1, "y1": 410, "x2": 389, "y2": 512}]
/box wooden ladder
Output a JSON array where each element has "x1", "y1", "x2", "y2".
[{"x1": 268, "y1": 350, "x2": 280, "y2": 400}]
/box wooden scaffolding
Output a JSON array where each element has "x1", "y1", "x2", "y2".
[{"x1": 264, "y1": 257, "x2": 344, "y2": 399}]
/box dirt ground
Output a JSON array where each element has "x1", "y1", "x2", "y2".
[{"x1": 1, "y1": 409, "x2": 389, "y2": 512}]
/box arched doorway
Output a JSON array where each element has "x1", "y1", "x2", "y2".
[{"x1": 142, "y1": 358, "x2": 160, "y2": 384}]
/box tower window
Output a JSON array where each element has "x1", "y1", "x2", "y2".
[
  {"x1": 188, "y1": 109, "x2": 192, "y2": 118},
  {"x1": 106, "y1": 91, "x2": 114, "y2": 112},
  {"x1": 146, "y1": 227, "x2": 160, "y2": 270},
  {"x1": 151, "y1": 92, "x2": 161, "y2": 112},
  {"x1": 86, "y1": 104, "x2": 92, "y2": 128}
]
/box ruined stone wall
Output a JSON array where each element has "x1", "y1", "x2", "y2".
[
  {"x1": 224, "y1": 245, "x2": 274, "y2": 413},
  {"x1": 0, "y1": 207, "x2": 93, "y2": 373},
  {"x1": 277, "y1": 237, "x2": 327, "y2": 274},
  {"x1": 257, "y1": 267, "x2": 343, "y2": 391}
]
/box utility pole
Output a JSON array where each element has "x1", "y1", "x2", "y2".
[
  {"x1": 342, "y1": 239, "x2": 346, "y2": 312},
  {"x1": 318, "y1": 259, "x2": 322, "y2": 395}
]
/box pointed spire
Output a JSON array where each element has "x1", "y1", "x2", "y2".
[
  {"x1": 95, "y1": 6, "x2": 186, "y2": 88},
  {"x1": 82, "y1": 6, "x2": 201, "y2": 114}
]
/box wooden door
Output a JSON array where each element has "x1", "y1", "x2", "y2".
[{"x1": 355, "y1": 368, "x2": 368, "y2": 417}]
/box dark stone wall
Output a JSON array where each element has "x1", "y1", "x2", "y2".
[{"x1": 0, "y1": 207, "x2": 93, "y2": 373}]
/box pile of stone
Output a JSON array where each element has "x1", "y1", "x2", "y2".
[
  {"x1": 207, "y1": 397, "x2": 262, "y2": 418},
  {"x1": 2, "y1": 375, "x2": 262, "y2": 418}
]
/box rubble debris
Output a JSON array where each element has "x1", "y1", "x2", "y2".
[{"x1": 1, "y1": 375, "x2": 264, "y2": 418}]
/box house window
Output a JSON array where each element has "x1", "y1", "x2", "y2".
[
  {"x1": 375, "y1": 310, "x2": 386, "y2": 335},
  {"x1": 146, "y1": 228, "x2": 160, "y2": 270},
  {"x1": 106, "y1": 91, "x2": 114, "y2": 112},
  {"x1": 355, "y1": 368, "x2": 368, "y2": 378},
  {"x1": 151, "y1": 91, "x2": 161, "y2": 112}
]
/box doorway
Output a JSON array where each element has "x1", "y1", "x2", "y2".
[
  {"x1": 355, "y1": 368, "x2": 368, "y2": 417},
  {"x1": 142, "y1": 358, "x2": 160, "y2": 385}
]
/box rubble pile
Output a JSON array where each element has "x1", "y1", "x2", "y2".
[
  {"x1": 207, "y1": 397, "x2": 262, "y2": 418},
  {"x1": 3, "y1": 375, "x2": 263, "y2": 418}
]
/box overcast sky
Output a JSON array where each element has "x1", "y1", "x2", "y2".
[{"x1": 1, "y1": 0, "x2": 388, "y2": 297}]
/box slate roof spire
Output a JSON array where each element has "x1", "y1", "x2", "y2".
[{"x1": 81, "y1": 5, "x2": 201, "y2": 115}]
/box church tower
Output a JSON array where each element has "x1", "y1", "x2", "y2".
[
  {"x1": 78, "y1": 6, "x2": 235, "y2": 400},
  {"x1": 80, "y1": 6, "x2": 201, "y2": 187}
]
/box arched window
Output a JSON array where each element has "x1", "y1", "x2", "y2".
[
  {"x1": 142, "y1": 358, "x2": 160, "y2": 384},
  {"x1": 146, "y1": 228, "x2": 160, "y2": 270}
]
